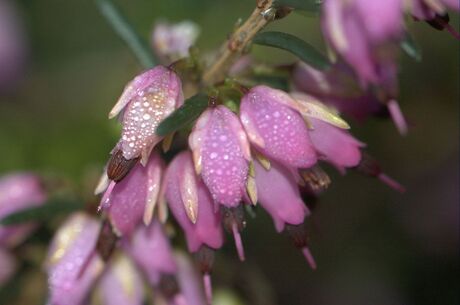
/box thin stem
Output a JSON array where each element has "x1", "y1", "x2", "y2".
[
  {"x1": 201, "y1": 0, "x2": 276, "y2": 86},
  {"x1": 96, "y1": 0, "x2": 158, "y2": 68}
]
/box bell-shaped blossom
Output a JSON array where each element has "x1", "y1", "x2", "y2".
[
  {"x1": 46, "y1": 213, "x2": 103, "y2": 305},
  {"x1": 164, "y1": 151, "x2": 224, "y2": 252},
  {"x1": 189, "y1": 105, "x2": 250, "y2": 207},
  {"x1": 322, "y1": 0, "x2": 404, "y2": 90},
  {"x1": 409, "y1": 0, "x2": 460, "y2": 39},
  {"x1": 293, "y1": 62, "x2": 387, "y2": 122},
  {"x1": 0, "y1": 173, "x2": 46, "y2": 247},
  {"x1": 100, "y1": 152, "x2": 164, "y2": 237},
  {"x1": 0, "y1": 248, "x2": 16, "y2": 287},
  {"x1": 125, "y1": 221, "x2": 177, "y2": 286},
  {"x1": 253, "y1": 160, "x2": 316, "y2": 269},
  {"x1": 109, "y1": 66, "x2": 183, "y2": 165},
  {"x1": 240, "y1": 85, "x2": 317, "y2": 169},
  {"x1": 152, "y1": 20, "x2": 200, "y2": 63},
  {"x1": 98, "y1": 254, "x2": 144, "y2": 305},
  {"x1": 0, "y1": 0, "x2": 27, "y2": 92}
]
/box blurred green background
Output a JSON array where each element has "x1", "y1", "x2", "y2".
[{"x1": 0, "y1": 1, "x2": 458, "y2": 304}]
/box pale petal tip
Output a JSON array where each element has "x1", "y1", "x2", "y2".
[
  {"x1": 203, "y1": 273, "x2": 213, "y2": 305},
  {"x1": 387, "y1": 99, "x2": 408, "y2": 135},
  {"x1": 302, "y1": 246, "x2": 317, "y2": 270},
  {"x1": 378, "y1": 173, "x2": 406, "y2": 193},
  {"x1": 98, "y1": 180, "x2": 117, "y2": 212},
  {"x1": 232, "y1": 223, "x2": 245, "y2": 261},
  {"x1": 94, "y1": 172, "x2": 110, "y2": 195}
]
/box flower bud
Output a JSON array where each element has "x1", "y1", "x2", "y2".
[
  {"x1": 46, "y1": 213, "x2": 103, "y2": 305},
  {"x1": 240, "y1": 85, "x2": 317, "y2": 169},
  {"x1": 109, "y1": 66, "x2": 183, "y2": 165},
  {"x1": 100, "y1": 152, "x2": 164, "y2": 236},
  {"x1": 189, "y1": 106, "x2": 250, "y2": 207},
  {"x1": 0, "y1": 173, "x2": 46, "y2": 247}
]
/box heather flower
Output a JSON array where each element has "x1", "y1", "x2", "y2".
[
  {"x1": 293, "y1": 62, "x2": 387, "y2": 122},
  {"x1": 0, "y1": 173, "x2": 46, "y2": 247},
  {"x1": 152, "y1": 20, "x2": 200, "y2": 63},
  {"x1": 98, "y1": 254, "x2": 144, "y2": 305},
  {"x1": 0, "y1": 248, "x2": 16, "y2": 287},
  {"x1": 46, "y1": 213, "x2": 103, "y2": 305},
  {"x1": 189, "y1": 105, "x2": 250, "y2": 207},
  {"x1": 108, "y1": 66, "x2": 183, "y2": 166},
  {"x1": 164, "y1": 151, "x2": 224, "y2": 303},
  {"x1": 253, "y1": 160, "x2": 316, "y2": 269},
  {"x1": 100, "y1": 151, "x2": 164, "y2": 236},
  {"x1": 292, "y1": 93, "x2": 365, "y2": 172},
  {"x1": 125, "y1": 220, "x2": 177, "y2": 286},
  {"x1": 239, "y1": 85, "x2": 317, "y2": 169}
]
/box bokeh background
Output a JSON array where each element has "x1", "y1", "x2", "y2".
[{"x1": 0, "y1": 0, "x2": 458, "y2": 304}]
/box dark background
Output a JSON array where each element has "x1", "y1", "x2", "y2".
[{"x1": 0, "y1": 1, "x2": 458, "y2": 304}]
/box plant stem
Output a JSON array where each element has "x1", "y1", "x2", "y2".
[{"x1": 201, "y1": 0, "x2": 275, "y2": 86}]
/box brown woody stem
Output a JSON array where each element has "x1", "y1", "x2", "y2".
[{"x1": 201, "y1": 0, "x2": 276, "y2": 86}]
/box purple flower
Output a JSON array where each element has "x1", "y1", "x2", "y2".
[
  {"x1": 410, "y1": 0, "x2": 460, "y2": 39},
  {"x1": 152, "y1": 20, "x2": 200, "y2": 63},
  {"x1": 172, "y1": 252, "x2": 207, "y2": 305},
  {"x1": 125, "y1": 220, "x2": 177, "y2": 286},
  {"x1": 164, "y1": 151, "x2": 224, "y2": 252},
  {"x1": 0, "y1": 173, "x2": 46, "y2": 247},
  {"x1": 322, "y1": 0, "x2": 404, "y2": 88},
  {"x1": 46, "y1": 213, "x2": 103, "y2": 305},
  {"x1": 109, "y1": 66, "x2": 183, "y2": 165},
  {"x1": 98, "y1": 255, "x2": 144, "y2": 305},
  {"x1": 240, "y1": 85, "x2": 317, "y2": 169},
  {"x1": 189, "y1": 105, "x2": 250, "y2": 207},
  {"x1": 253, "y1": 160, "x2": 316, "y2": 269},
  {"x1": 100, "y1": 151, "x2": 164, "y2": 236}
]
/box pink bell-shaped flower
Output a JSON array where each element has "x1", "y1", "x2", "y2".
[
  {"x1": 100, "y1": 151, "x2": 164, "y2": 237},
  {"x1": 0, "y1": 173, "x2": 46, "y2": 247},
  {"x1": 109, "y1": 65, "x2": 183, "y2": 165},
  {"x1": 98, "y1": 254, "x2": 144, "y2": 305},
  {"x1": 46, "y1": 213, "x2": 104, "y2": 305},
  {"x1": 125, "y1": 220, "x2": 177, "y2": 286},
  {"x1": 239, "y1": 85, "x2": 317, "y2": 169},
  {"x1": 254, "y1": 160, "x2": 316, "y2": 269},
  {"x1": 189, "y1": 105, "x2": 250, "y2": 207}
]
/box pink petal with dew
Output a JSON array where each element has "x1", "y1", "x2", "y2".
[
  {"x1": 190, "y1": 106, "x2": 250, "y2": 207},
  {"x1": 240, "y1": 86, "x2": 317, "y2": 169},
  {"x1": 254, "y1": 161, "x2": 309, "y2": 232},
  {"x1": 165, "y1": 152, "x2": 224, "y2": 252}
]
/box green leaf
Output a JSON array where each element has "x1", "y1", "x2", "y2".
[
  {"x1": 401, "y1": 33, "x2": 422, "y2": 62},
  {"x1": 156, "y1": 93, "x2": 209, "y2": 136},
  {"x1": 253, "y1": 31, "x2": 330, "y2": 70},
  {"x1": 96, "y1": 0, "x2": 157, "y2": 68},
  {"x1": 0, "y1": 199, "x2": 84, "y2": 225},
  {"x1": 273, "y1": 0, "x2": 322, "y2": 12}
]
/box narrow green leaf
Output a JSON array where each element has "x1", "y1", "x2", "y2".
[
  {"x1": 156, "y1": 93, "x2": 209, "y2": 136},
  {"x1": 253, "y1": 31, "x2": 330, "y2": 70},
  {"x1": 0, "y1": 199, "x2": 84, "y2": 225},
  {"x1": 96, "y1": 0, "x2": 157, "y2": 68},
  {"x1": 401, "y1": 33, "x2": 422, "y2": 62},
  {"x1": 273, "y1": 0, "x2": 322, "y2": 12}
]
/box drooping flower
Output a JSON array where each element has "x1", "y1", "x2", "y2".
[
  {"x1": 98, "y1": 254, "x2": 144, "y2": 305},
  {"x1": 152, "y1": 20, "x2": 200, "y2": 63},
  {"x1": 189, "y1": 105, "x2": 250, "y2": 207},
  {"x1": 253, "y1": 160, "x2": 316, "y2": 269},
  {"x1": 125, "y1": 221, "x2": 177, "y2": 286},
  {"x1": 293, "y1": 62, "x2": 387, "y2": 122},
  {"x1": 409, "y1": 0, "x2": 459, "y2": 35},
  {"x1": 46, "y1": 213, "x2": 103, "y2": 305},
  {"x1": 0, "y1": 173, "x2": 46, "y2": 247},
  {"x1": 108, "y1": 66, "x2": 183, "y2": 166},
  {"x1": 100, "y1": 151, "x2": 164, "y2": 237},
  {"x1": 239, "y1": 85, "x2": 317, "y2": 169},
  {"x1": 164, "y1": 151, "x2": 224, "y2": 303}
]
